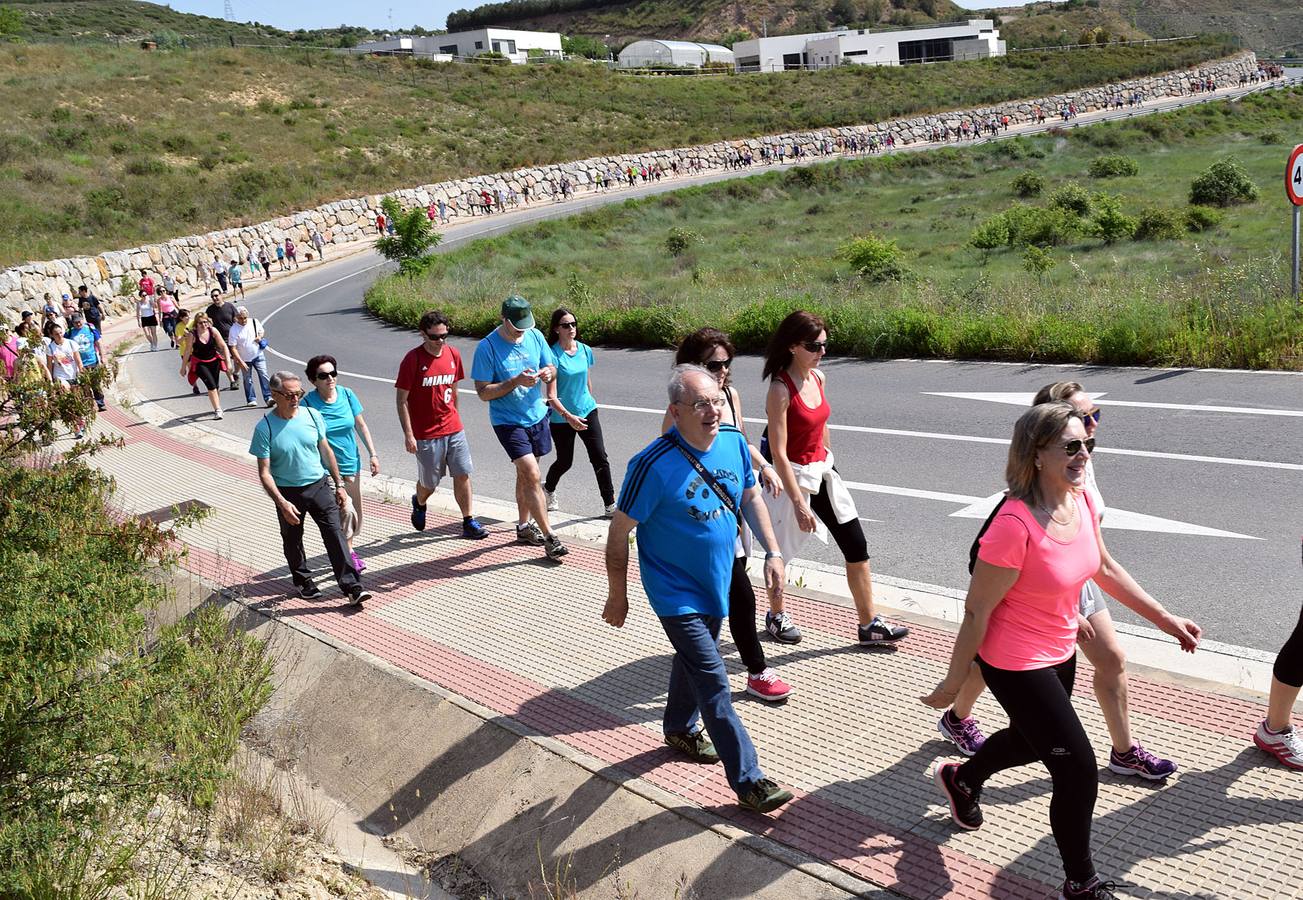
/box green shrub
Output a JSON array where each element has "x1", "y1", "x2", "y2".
[
  {"x1": 664, "y1": 227, "x2": 700, "y2": 256},
  {"x1": 1133, "y1": 206, "x2": 1186, "y2": 241},
  {"x1": 839, "y1": 233, "x2": 906, "y2": 282},
  {"x1": 124, "y1": 156, "x2": 169, "y2": 176},
  {"x1": 1011, "y1": 171, "x2": 1044, "y2": 198},
  {"x1": 1184, "y1": 204, "x2": 1223, "y2": 232},
  {"x1": 1022, "y1": 245, "x2": 1056, "y2": 280},
  {"x1": 375, "y1": 196, "x2": 442, "y2": 275},
  {"x1": 1048, "y1": 181, "x2": 1092, "y2": 217},
  {"x1": 970, "y1": 213, "x2": 1012, "y2": 257},
  {"x1": 1089, "y1": 194, "x2": 1138, "y2": 245},
  {"x1": 1003, "y1": 203, "x2": 1081, "y2": 247},
  {"x1": 1088, "y1": 154, "x2": 1139, "y2": 178},
  {"x1": 1189, "y1": 158, "x2": 1259, "y2": 206}
]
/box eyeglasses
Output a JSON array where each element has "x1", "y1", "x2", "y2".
[
  {"x1": 558, "y1": 321, "x2": 577, "y2": 330},
  {"x1": 704, "y1": 357, "x2": 733, "y2": 373},
  {"x1": 1059, "y1": 438, "x2": 1096, "y2": 456},
  {"x1": 681, "y1": 397, "x2": 727, "y2": 413},
  {"x1": 801, "y1": 340, "x2": 828, "y2": 353},
  {"x1": 1082, "y1": 408, "x2": 1102, "y2": 426},
  {"x1": 274, "y1": 389, "x2": 305, "y2": 400},
  {"x1": 423, "y1": 331, "x2": 448, "y2": 342},
  {"x1": 314, "y1": 371, "x2": 337, "y2": 381}
]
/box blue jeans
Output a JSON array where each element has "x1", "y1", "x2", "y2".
[
  {"x1": 241, "y1": 354, "x2": 271, "y2": 403},
  {"x1": 659, "y1": 613, "x2": 764, "y2": 797}
]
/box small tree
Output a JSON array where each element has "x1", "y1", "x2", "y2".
[
  {"x1": 1088, "y1": 155, "x2": 1139, "y2": 178},
  {"x1": 1011, "y1": 171, "x2": 1044, "y2": 198},
  {"x1": 839, "y1": 233, "x2": 906, "y2": 282},
  {"x1": 1133, "y1": 206, "x2": 1186, "y2": 241},
  {"x1": 375, "y1": 196, "x2": 441, "y2": 275},
  {"x1": 0, "y1": 5, "x2": 23, "y2": 39},
  {"x1": 1022, "y1": 245, "x2": 1056, "y2": 282},
  {"x1": 1049, "y1": 181, "x2": 1092, "y2": 218},
  {"x1": 1089, "y1": 194, "x2": 1137, "y2": 245},
  {"x1": 1189, "y1": 158, "x2": 1259, "y2": 207},
  {"x1": 970, "y1": 213, "x2": 1012, "y2": 261}
]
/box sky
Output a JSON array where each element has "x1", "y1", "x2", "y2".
[{"x1": 165, "y1": 0, "x2": 1038, "y2": 33}]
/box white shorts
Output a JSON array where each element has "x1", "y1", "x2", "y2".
[
  {"x1": 1079, "y1": 580, "x2": 1107, "y2": 618},
  {"x1": 415, "y1": 431, "x2": 473, "y2": 489}
]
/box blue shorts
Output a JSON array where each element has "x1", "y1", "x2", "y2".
[{"x1": 493, "y1": 418, "x2": 552, "y2": 461}]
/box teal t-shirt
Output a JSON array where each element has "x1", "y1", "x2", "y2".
[
  {"x1": 549, "y1": 342, "x2": 597, "y2": 424},
  {"x1": 249, "y1": 407, "x2": 328, "y2": 488},
  {"x1": 470, "y1": 327, "x2": 556, "y2": 428},
  {"x1": 302, "y1": 386, "x2": 363, "y2": 476}
]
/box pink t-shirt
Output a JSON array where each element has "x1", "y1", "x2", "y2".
[{"x1": 977, "y1": 493, "x2": 1100, "y2": 671}]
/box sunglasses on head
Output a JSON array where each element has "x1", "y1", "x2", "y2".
[
  {"x1": 314, "y1": 370, "x2": 337, "y2": 381},
  {"x1": 704, "y1": 357, "x2": 733, "y2": 373},
  {"x1": 1058, "y1": 438, "x2": 1096, "y2": 456},
  {"x1": 1082, "y1": 408, "x2": 1102, "y2": 425},
  {"x1": 423, "y1": 331, "x2": 448, "y2": 342},
  {"x1": 802, "y1": 340, "x2": 828, "y2": 353}
]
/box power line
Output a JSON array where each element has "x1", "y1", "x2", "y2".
[{"x1": 223, "y1": 0, "x2": 234, "y2": 21}]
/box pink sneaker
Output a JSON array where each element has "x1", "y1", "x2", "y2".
[
  {"x1": 746, "y1": 668, "x2": 792, "y2": 702},
  {"x1": 349, "y1": 550, "x2": 366, "y2": 573}
]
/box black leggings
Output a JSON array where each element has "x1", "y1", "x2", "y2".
[
  {"x1": 1274, "y1": 603, "x2": 1303, "y2": 687},
  {"x1": 958, "y1": 654, "x2": 1097, "y2": 884},
  {"x1": 543, "y1": 408, "x2": 614, "y2": 506},
  {"x1": 809, "y1": 479, "x2": 869, "y2": 564},
  {"x1": 728, "y1": 556, "x2": 766, "y2": 676}
]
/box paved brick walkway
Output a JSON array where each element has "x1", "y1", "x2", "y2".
[{"x1": 82, "y1": 394, "x2": 1303, "y2": 900}]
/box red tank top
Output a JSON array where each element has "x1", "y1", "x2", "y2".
[{"x1": 778, "y1": 370, "x2": 830, "y2": 465}]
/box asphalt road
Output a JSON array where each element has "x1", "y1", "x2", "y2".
[{"x1": 125, "y1": 80, "x2": 1303, "y2": 653}]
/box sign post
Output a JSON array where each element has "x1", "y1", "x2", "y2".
[{"x1": 1287, "y1": 144, "x2": 1303, "y2": 299}]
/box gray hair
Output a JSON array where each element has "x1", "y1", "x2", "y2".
[
  {"x1": 268, "y1": 370, "x2": 301, "y2": 392},
  {"x1": 668, "y1": 363, "x2": 713, "y2": 405}
]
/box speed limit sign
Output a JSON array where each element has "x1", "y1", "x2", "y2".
[{"x1": 1288, "y1": 144, "x2": 1303, "y2": 206}]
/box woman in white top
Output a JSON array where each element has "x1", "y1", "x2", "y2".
[
  {"x1": 136, "y1": 288, "x2": 159, "y2": 351},
  {"x1": 45, "y1": 322, "x2": 87, "y2": 437}
]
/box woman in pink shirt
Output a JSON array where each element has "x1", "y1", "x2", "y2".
[{"x1": 922, "y1": 402, "x2": 1200, "y2": 900}]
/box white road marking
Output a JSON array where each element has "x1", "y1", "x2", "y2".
[
  {"x1": 946, "y1": 491, "x2": 1259, "y2": 540},
  {"x1": 925, "y1": 390, "x2": 1303, "y2": 417}
]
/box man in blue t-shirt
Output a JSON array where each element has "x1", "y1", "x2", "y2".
[
  {"x1": 603, "y1": 364, "x2": 793, "y2": 815},
  {"x1": 471, "y1": 295, "x2": 567, "y2": 559},
  {"x1": 250, "y1": 370, "x2": 371, "y2": 605},
  {"x1": 65, "y1": 312, "x2": 106, "y2": 412}
]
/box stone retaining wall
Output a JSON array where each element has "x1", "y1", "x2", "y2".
[{"x1": 0, "y1": 51, "x2": 1260, "y2": 321}]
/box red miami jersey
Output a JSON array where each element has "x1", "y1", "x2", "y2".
[{"x1": 395, "y1": 344, "x2": 464, "y2": 439}]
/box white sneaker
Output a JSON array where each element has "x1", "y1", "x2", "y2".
[
  {"x1": 214, "y1": 409, "x2": 223, "y2": 420},
  {"x1": 544, "y1": 490, "x2": 558, "y2": 511},
  {"x1": 603, "y1": 502, "x2": 617, "y2": 518},
  {"x1": 246, "y1": 400, "x2": 258, "y2": 408},
  {"x1": 1254, "y1": 720, "x2": 1303, "y2": 770}
]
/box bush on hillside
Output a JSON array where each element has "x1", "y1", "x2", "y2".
[
  {"x1": 1022, "y1": 245, "x2": 1056, "y2": 280},
  {"x1": 664, "y1": 227, "x2": 700, "y2": 256},
  {"x1": 1133, "y1": 206, "x2": 1185, "y2": 241},
  {"x1": 839, "y1": 233, "x2": 906, "y2": 282},
  {"x1": 1004, "y1": 203, "x2": 1081, "y2": 247},
  {"x1": 1189, "y1": 158, "x2": 1259, "y2": 207},
  {"x1": 1088, "y1": 154, "x2": 1139, "y2": 178},
  {"x1": 1185, "y1": 204, "x2": 1224, "y2": 232},
  {"x1": 1048, "y1": 181, "x2": 1092, "y2": 217},
  {"x1": 1089, "y1": 194, "x2": 1138, "y2": 245},
  {"x1": 970, "y1": 214, "x2": 1012, "y2": 259},
  {"x1": 1011, "y1": 171, "x2": 1045, "y2": 198}
]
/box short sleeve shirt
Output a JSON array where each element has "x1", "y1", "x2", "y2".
[
  {"x1": 45, "y1": 338, "x2": 79, "y2": 382},
  {"x1": 470, "y1": 328, "x2": 556, "y2": 428},
  {"x1": 249, "y1": 407, "x2": 328, "y2": 488},
  {"x1": 67, "y1": 325, "x2": 100, "y2": 367},
  {"x1": 617, "y1": 426, "x2": 755, "y2": 618},
  {"x1": 395, "y1": 345, "x2": 464, "y2": 439},
  {"x1": 977, "y1": 494, "x2": 1100, "y2": 671},
  {"x1": 549, "y1": 342, "x2": 597, "y2": 424},
  {"x1": 302, "y1": 387, "x2": 363, "y2": 477}
]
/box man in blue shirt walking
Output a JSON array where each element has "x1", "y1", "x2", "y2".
[
  {"x1": 603, "y1": 364, "x2": 794, "y2": 814},
  {"x1": 471, "y1": 296, "x2": 567, "y2": 560},
  {"x1": 65, "y1": 312, "x2": 106, "y2": 412}
]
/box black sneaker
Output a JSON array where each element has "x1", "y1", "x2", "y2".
[
  {"x1": 933, "y1": 761, "x2": 983, "y2": 830},
  {"x1": 462, "y1": 517, "x2": 489, "y2": 539},
  {"x1": 664, "y1": 730, "x2": 719, "y2": 763},
  {"x1": 349, "y1": 587, "x2": 372, "y2": 607},
  {"x1": 858, "y1": 615, "x2": 910, "y2": 646},
  {"x1": 1060, "y1": 877, "x2": 1120, "y2": 899},
  {"x1": 515, "y1": 521, "x2": 545, "y2": 546},
  {"x1": 298, "y1": 580, "x2": 322, "y2": 600},
  {"x1": 543, "y1": 534, "x2": 568, "y2": 559},
  {"x1": 410, "y1": 494, "x2": 427, "y2": 531},
  {"x1": 738, "y1": 778, "x2": 794, "y2": 814},
  {"x1": 764, "y1": 610, "x2": 802, "y2": 644}
]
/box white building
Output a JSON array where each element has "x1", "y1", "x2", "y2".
[
  {"x1": 350, "y1": 28, "x2": 563, "y2": 65},
  {"x1": 733, "y1": 20, "x2": 1003, "y2": 72},
  {"x1": 618, "y1": 39, "x2": 736, "y2": 69}
]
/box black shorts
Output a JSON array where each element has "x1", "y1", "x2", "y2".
[{"x1": 140, "y1": 315, "x2": 158, "y2": 327}]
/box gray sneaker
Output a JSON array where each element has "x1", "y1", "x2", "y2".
[
  {"x1": 543, "y1": 533, "x2": 568, "y2": 559},
  {"x1": 765, "y1": 610, "x2": 802, "y2": 644},
  {"x1": 544, "y1": 489, "x2": 559, "y2": 511},
  {"x1": 515, "y1": 521, "x2": 545, "y2": 546}
]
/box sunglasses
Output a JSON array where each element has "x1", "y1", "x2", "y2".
[
  {"x1": 314, "y1": 370, "x2": 337, "y2": 381},
  {"x1": 274, "y1": 389, "x2": 305, "y2": 400},
  {"x1": 558, "y1": 321, "x2": 577, "y2": 330},
  {"x1": 1082, "y1": 408, "x2": 1102, "y2": 425},
  {"x1": 703, "y1": 357, "x2": 733, "y2": 373},
  {"x1": 1057, "y1": 438, "x2": 1096, "y2": 456},
  {"x1": 801, "y1": 340, "x2": 828, "y2": 353},
  {"x1": 423, "y1": 331, "x2": 448, "y2": 342}
]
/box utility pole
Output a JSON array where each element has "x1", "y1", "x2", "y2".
[{"x1": 223, "y1": 0, "x2": 234, "y2": 21}]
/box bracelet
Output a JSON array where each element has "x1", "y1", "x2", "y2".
[{"x1": 764, "y1": 550, "x2": 781, "y2": 560}]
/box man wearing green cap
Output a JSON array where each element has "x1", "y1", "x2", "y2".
[{"x1": 472, "y1": 296, "x2": 568, "y2": 560}]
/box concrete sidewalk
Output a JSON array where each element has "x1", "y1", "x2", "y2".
[{"x1": 78, "y1": 325, "x2": 1303, "y2": 900}]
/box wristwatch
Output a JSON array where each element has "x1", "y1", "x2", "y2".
[{"x1": 764, "y1": 550, "x2": 782, "y2": 560}]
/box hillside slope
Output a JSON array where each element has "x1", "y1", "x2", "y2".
[
  {"x1": 1106, "y1": 0, "x2": 1303, "y2": 56},
  {"x1": 446, "y1": 0, "x2": 969, "y2": 46}
]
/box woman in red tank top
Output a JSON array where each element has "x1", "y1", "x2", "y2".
[{"x1": 762, "y1": 310, "x2": 909, "y2": 648}]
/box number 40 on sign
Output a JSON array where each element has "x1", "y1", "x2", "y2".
[{"x1": 1289, "y1": 144, "x2": 1303, "y2": 299}]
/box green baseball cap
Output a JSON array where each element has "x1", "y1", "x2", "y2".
[{"x1": 501, "y1": 295, "x2": 534, "y2": 330}]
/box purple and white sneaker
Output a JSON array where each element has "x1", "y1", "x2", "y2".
[
  {"x1": 938, "y1": 710, "x2": 987, "y2": 757},
  {"x1": 1107, "y1": 743, "x2": 1176, "y2": 780},
  {"x1": 349, "y1": 550, "x2": 366, "y2": 573}
]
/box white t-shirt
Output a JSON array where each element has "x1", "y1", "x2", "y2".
[
  {"x1": 1083, "y1": 458, "x2": 1105, "y2": 520},
  {"x1": 45, "y1": 338, "x2": 79, "y2": 381},
  {"x1": 228, "y1": 318, "x2": 263, "y2": 363}
]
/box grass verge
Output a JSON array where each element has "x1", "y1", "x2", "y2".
[{"x1": 365, "y1": 86, "x2": 1303, "y2": 370}]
